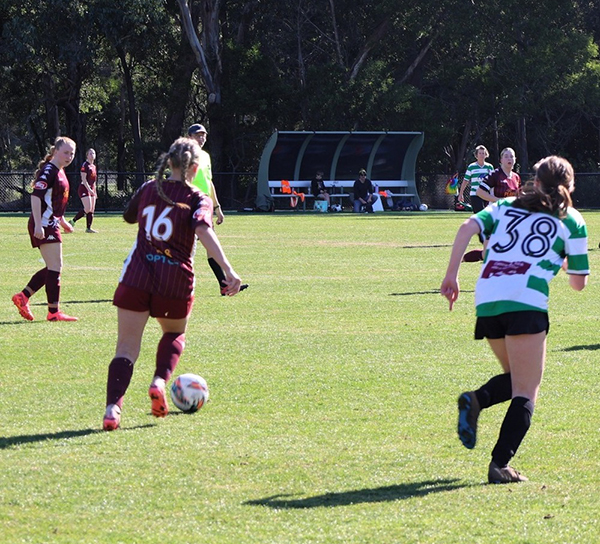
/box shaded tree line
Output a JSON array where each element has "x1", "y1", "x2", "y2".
[{"x1": 1, "y1": 0, "x2": 600, "y2": 206}]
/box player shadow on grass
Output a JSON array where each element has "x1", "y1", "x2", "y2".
[
  {"x1": 29, "y1": 299, "x2": 113, "y2": 306},
  {"x1": 1, "y1": 299, "x2": 114, "y2": 324},
  {"x1": 146, "y1": 411, "x2": 191, "y2": 417},
  {"x1": 389, "y1": 289, "x2": 474, "y2": 296},
  {"x1": 0, "y1": 299, "x2": 114, "y2": 324},
  {"x1": 559, "y1": 344, "x2": 600, "y2": 351},
  {"x1": 244, "y1": 479, "x2": 467, "y2": 509},
  {"x1": 0, "y1": 424, "x2": 156, "y2": 449},
  {"x1": 401, "y1": 244, "x2": 452, "y2": 249}
]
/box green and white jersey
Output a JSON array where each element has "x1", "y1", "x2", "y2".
[
  {"x1": 192, "y1": 149, "x2": 213, "y2": 197},
  {"x1": 464, "y1": 161, "x2": 494, "y2": 196},
  {"x1": 472, "y1": 199, "x2": 589, "y2": 317}
]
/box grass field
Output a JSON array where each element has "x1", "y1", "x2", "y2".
[{"x1": 0, "y1": 210, "x2": 599, "y2": 544}]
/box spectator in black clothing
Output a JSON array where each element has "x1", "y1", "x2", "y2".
[
  {"x1": 311, "y1": 171, "x2": 331, "y2": 208},
  {"x1": 353, "y1": 169, "x2": 378, "y2": 213}
]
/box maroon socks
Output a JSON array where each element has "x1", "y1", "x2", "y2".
[
  {"x1": 106, "y1": 357, "x2": 135, "y2": 408},
  {"x1": 155, "y1": 333, "x2": 186, "y2": 382},
  {"x1": 25, "y1": 267, "x2": 48, "y2": 296},
  {"x1": 73, "y1": 209, "x2": 86, "y2": 223},
  {"x1": 45, "y1": 269, "x2": 61, "y2": 312}
]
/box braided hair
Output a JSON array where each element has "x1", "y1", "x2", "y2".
[
  {"x1": 155, "y1": 137, "x2": 201, "y2": 209},
  {"x1": 512, "y1": 156, "x2": 574, "y2": 219}
]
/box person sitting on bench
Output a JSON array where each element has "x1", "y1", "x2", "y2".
[
  {"x1": 311, "y1": 170, "x2": 331, "y2": 209},
  {"x1": 353, "y1": 169, "x2": 378, "y2": 213}
]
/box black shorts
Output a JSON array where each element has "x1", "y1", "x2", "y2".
[
  {"x1": 470, "y1": 195, "x2": 486, "y2": 213},
  {"x1": 475, "y1": 311, "x2": 549, "y2": 340},
  {"x1": 470, "y1": 196, "x2": 487, "y2": 243}
]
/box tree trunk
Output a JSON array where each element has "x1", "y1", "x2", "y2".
[
  {"x1": 327, "y1": 0, "x2": 343, "y2": 67},
  {"x1": 161, "y1": 41, "x2": 198, "y2": 149},
  {"x1": 116, "y1": 44, "x2": 145, "y2": 182},
  {"x1": 398, "y1": 33, "x2": 436, "y2": 86},
  {"x1": 492, "y1": 117, "x2": 499, "y2": 167},
  {"x1": 177, "y1": 0, "x2": 219, "y2": 100},
  {"x1": 348, "y1": 19, "x2": 390, "y2": 82},
  {"x1": 177, "y1": 0, "x2": 227, "y2": 176},
  {"x1": 117, "y1": 86, "x2": 127, "y2": 191},
  {"x1": 62, "y1": 60, "x2": 85, "y2": 170},
  {"x1": 42, "y1": 78, "x2": 60, "y2": 143},
  {"x1": 455, "y1": 118, "x2": 472, "y2": 173},
  {"x1": 516, "y1": 116, "x2": 529, "y2": 174}
]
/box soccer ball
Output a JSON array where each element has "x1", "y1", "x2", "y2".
[
  {"x1": 330, "y1": 203, "x2": 343, "y2": 212},
  {"x1": 170, "y1": 373, "x2": 209, "y2": 413},
  {"x1": 419, "y1": 203, "x2": 428, "y2": 211}
]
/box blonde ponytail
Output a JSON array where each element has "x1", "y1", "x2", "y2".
[
  {"x1": 154, "y1": 138, "x2": 202, "y2": 209},
  {"x1": 32, "y1": 136, "x2": 76, "y2": 186}
]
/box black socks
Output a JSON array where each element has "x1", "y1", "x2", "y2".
[
  {"x1": 491, "y1": 396, "x2": 534, "y2": 467},
  {"x1": 475, "y1": 373, "x2": 512, "y2": 409},
  {"x1": 207, "y1": 257, "x2": 226, "y2": 288}
]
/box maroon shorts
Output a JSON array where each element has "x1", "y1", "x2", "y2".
[
  {"x1": 113, "y1": 283, "x2": 194, "y2": 319},
  {"x1": 78, "y1": 185, "x2": 95, "y2": 198},
  {"x1": 28, "y1": 217, "x2": 62, "y2": 248}
]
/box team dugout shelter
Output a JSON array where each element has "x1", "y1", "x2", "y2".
[{"x1": 255, "y1": 130, "x2": 424, "y2": 211}]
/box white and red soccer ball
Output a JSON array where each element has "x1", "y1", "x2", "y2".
[{"x1": 170, "y1": 373, "x2": 209, "y2": 413}]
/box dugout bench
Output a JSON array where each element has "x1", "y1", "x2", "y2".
[
  {"x1": 256, "y1": 130, "x2": 424, "y2": 212},
  {"x1": 267, "y1": 179, "x2": 416, "y2": 211}
]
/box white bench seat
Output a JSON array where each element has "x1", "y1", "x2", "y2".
[{"x1": 267, "y1": 180, "x2": 415, "y2": 210}]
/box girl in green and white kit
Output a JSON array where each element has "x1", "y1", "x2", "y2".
[
  {"x1": 441, "y1": 155, "x2": 589, "y2": 483},
  {"x1": 458, "y1": 145, "x2": 494, "y2": 211}
]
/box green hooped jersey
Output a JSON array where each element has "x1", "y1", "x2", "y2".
[
  {"x1": 192, "y1": 149, "x2": 213, "y2": 197},
  {"x1": 472, "y1": 198, "x2": 589, "y2": 316},
  {"x1": 465, "y1": 161, "x2": 494, "y2": 196}
]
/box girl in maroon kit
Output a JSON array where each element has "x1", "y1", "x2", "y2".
[
  {"x1": 477, "y1": 147, "x2": 522, "y2": 202},
  {"x1": 69, "y1": 148, "x2": 98, "y2": 233},
  {"x1": 103, "y1": 137, "x2": 242, "y2": 431},
  {"x1": 12, "y1": 136, "x2": 78, "y2": 322},
  {"x1": 464, "y1": 147, "x2": 522, "y2": 263}
]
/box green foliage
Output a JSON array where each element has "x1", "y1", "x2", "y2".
[
  {"x1": 0, "y1": 211, "x2": 599, "y2": 543},
  {"x1": 2, "y1": 0, "x2": 600, "y2": 177}
]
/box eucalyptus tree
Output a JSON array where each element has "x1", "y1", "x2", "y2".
[
  {"x1": 0, "y1": 0, "x2": 97, "y2": 169},
  {"x1": 90, "y1": 0, "x2": 177, "y2": 174}
]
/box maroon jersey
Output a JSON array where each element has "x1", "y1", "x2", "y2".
[
  {"x1": 480, "y1": 168, "x2": 521, "y2": 199},
  {"x1": 80, "y1": 160, "x2": 97, "y2": 188},
  {"x1": 31, "y1": 162, "x2": 70, "y2": 227},
  {"x1": 118, "y1": 179, "x2": 213, "y2": 300}
]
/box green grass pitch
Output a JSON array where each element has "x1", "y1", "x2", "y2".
[{"x1": 0, "y1": 210, "x2": 598, "y2": 543}]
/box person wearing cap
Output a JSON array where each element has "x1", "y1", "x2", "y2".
[
  {"x1": 187, "y1": 123, "x2": 248, "y2": 295},
  {"x1": 352, "y1": 169, "x2": 379, "y2": 213},
  {"x1": 187, "y1": 124, "x2": 223, "y2": 222}
]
